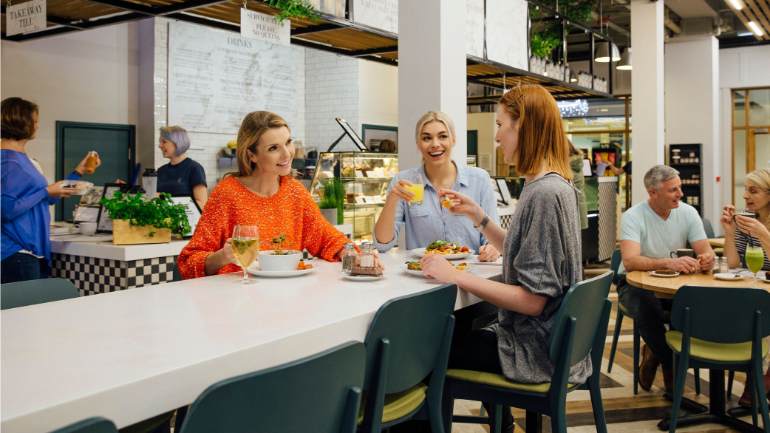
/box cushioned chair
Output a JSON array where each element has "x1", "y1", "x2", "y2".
[
  {"x1": 667, "y1": 286, "x2": 770, "y2": 433},
  {"x1": 49, "y1": 417, "x2": 118, "y2": 433},
  {"x1": 359, "y1": 284, "x2": 457, "y2": 433},
  {"x1": 1, "y1": 277, "x2": 79, "y2": 310},
  {"x1": 606, "y1": 249, "x2": 702, "y2": 396},
  {"x1": 179, "y1": 341, "x2": 365, "y2": 433},
  {"x1": 442, "y1": 271, "x2": 613, "y2": 433}
]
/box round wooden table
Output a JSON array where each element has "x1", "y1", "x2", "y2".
[
  {"x1": 625, "y1": 270, "x2": 759, "y2": 298},
  {"x1": 626, "y1": 269, "x2": 768, "y2": 432}
]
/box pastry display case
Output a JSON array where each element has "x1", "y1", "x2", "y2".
[{"x1": 310, "y1": 152, "x2": 398, "y2": 241}]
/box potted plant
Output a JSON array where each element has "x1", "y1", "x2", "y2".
[
  {"x1": 100, "y1": 191, "x2": 191, "y2": 245},
  {"x1": 319, "y1": 178, "x2": 343, "y2": 225}
]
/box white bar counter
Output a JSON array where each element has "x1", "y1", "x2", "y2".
[
  {"x1": 1, "y1": 250, "x2": 500, "y2": 433},
  {"x1": 49, "y1": 234, "x2": 188, "y2": 295}
]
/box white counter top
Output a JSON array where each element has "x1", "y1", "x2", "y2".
[
  {"x1": 1, "y1": 250, "x2": 500, "y2": 433},
  {"x1": 50, "y1": 235, "x2": 188, "y2": 261}
]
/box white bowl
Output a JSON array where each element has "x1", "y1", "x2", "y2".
[
  {"x1": 258, "y1": 250, "x2": 302, "y2": 271},
  {"x1": 79, "y1": 222, "x2": 97, "y2": 236}
]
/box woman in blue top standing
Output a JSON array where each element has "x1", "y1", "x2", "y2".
[
  {"x1": 373, "y1": 111, "x2": 500, "y2": 261},
  {"x1": 1, "y1": 97, "x2": 100, "y2": 283}
]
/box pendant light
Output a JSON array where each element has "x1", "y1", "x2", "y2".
[
  {"x1": 595, "y1": 41, "x2": 620, "y2": 63},
  {"x1": 617, "y1": 48, "x2": 632, "y2": 70}
]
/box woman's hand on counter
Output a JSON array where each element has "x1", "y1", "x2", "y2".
[
  {"x1": 478, "y1": 244, "x2": 500, "y2": 262},
  {"x1": 420, "y1": 254, "x2": 459, "y2": 284},
  {"x1": 47, "y1": 181, "x2": 76, "y2": 198}
]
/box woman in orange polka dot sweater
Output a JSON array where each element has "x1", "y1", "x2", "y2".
[{"x1": 178, "y1": 111, "x2": 349, "y2": 279}]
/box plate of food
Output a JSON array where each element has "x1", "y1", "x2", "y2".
[
  {"x1": 411, "y1": 240, "x2": 471, "y2": 260},
  {"x1": 247, "y1": 259, "x2": 314, "y2": 278},
  {"x1": 714, "y1": 272, "x2": 744, "y2": 281},
  {"x1": 404, "y1": 261, "x2": 470, "y2": 278},
  {"x1": 649, "y1": 269, "x2": 680, "y2": 278}
]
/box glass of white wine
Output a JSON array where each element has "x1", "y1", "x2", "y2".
[{"x1": 232, "y1": 225, "x2": 259, "y2": 284}]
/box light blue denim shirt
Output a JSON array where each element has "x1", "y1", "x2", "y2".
[{"x1": 374, "y1": 164, "x2": 499, "y2": 253}]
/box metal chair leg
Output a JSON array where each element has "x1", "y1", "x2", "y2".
[{"x1": 608, "y1": 306, "x2": 624, "y2": 373}]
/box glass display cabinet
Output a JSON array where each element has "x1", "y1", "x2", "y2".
[{"x1": 310, "y1": 152, "x2": 398, "y2": 241}]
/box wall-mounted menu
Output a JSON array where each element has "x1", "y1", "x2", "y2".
[
  {"x1": 351, "y1": 0, "x2": 397, "y2": 34},
  {"x1": 486, "y1": 0, "x2": 528, "y2": 70},
  {"x1": 168, "y1": 21, "x2": 301, "y2": 134}
]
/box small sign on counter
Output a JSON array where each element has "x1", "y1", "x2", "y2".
[{"x1": 5, "y1": 0, "x2": 46, "y2": 36}]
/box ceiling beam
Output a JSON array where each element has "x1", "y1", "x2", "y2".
[
  {"x1": 86, "y1": 0, "x2": 230, "y2": 17},
  {"x1": 291, "y1": 23, "x2": 340, "y2": 36},
  {"x1": 2, "y1": 11, "x2": 145, "y2": 41},
  {"x1": 348, "y1": 45, "x2": 398, "y2": 57}
]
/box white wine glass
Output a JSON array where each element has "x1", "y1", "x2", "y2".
[{"x1": 232, "y1": 225, "x2": 259, "y2": 284}]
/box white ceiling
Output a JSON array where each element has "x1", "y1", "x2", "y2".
[{"x1": 665, "y1": 0, "x2": 718, "y2": 18}]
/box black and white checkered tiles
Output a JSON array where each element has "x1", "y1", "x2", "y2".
[{"x1": 51, "y1": 254, "x2": 177, "y2": 296}]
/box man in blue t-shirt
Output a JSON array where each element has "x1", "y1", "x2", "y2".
[{"x1": 618, "y1": 165, "x2": 714, "y2": 393}]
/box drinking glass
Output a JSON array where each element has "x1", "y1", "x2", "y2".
[
  {"x1": 404, "y1": 173, "x2": 425, "y2": 205},
  {"x1": 232, "y1": 225, "x2": 260, "y2": 284},
  {"x1": 745, "y1": 245, "x2": 765, "y2": 287}
]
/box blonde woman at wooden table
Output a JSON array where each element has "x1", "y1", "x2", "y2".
[{"x1": 721, "y1": 168, "x2": 770, "y2": 408}]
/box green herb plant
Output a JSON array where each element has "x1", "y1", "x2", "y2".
[
  {"x1": 100, "y1": 191, "x2": 191, "y2": 237},
  {"x1": 264, "y1": 0, "x2": 319, "y2": 23}
]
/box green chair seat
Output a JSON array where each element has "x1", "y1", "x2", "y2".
[
  {"x1": 358, "y1": 384, "x2": 427, "y2": 425},
  {"x1": 666, "y1": 330, "x2": 769, "y2": 362},
  {"x1": 446, "y1": 369, "x2": 578, "y2": 394}
]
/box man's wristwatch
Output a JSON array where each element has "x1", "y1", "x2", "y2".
[{"x1": 474, "y1": 215, "x2": 490, "y2": 230}]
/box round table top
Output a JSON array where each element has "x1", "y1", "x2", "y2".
[{"x1": 625, "y1": 270, "x2": 768, "y2": 297}]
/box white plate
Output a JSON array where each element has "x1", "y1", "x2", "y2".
[
  {"x1": 714, "y1": 272, "x2": 744, "y2": 281},
  {"x1": 410, "y1": 248, "x2": 471, "y2": 260},
  {"x1": 247, "y1": 265, "x2": 314, "y2": 278},
  {"x1": 404, "y1": 268, "x2": 426, "y2": 277},
  {"x1": 62, "y1": 180, "x2": 94, "y2": 195},
  {"x1": 342, "y1": 274, "x2": 384, "y2": 282},
  {"x1": 649, "y1": 270, "x2": 680, "y2": 278}
]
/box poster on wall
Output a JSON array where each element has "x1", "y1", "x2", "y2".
[
  {"x1": 466, "y1": 0, "x2": 484, "y2": 58},
  {"x1": 486, "y1": 0, "x2": 528, "y2": 70},
  {"x1": 168, "y1": 21, "x2": 299, "y2": 135},
  {"x1": 240, "y1": 8, "x2": 290, "y2": 45},
  {"x1": 5, "y1": 0, "x2": 46, "y2": 36},
  {"x1": 351, "y1": 0, "x2": 398, "y2": 34}
]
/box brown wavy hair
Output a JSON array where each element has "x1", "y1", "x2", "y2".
[
  {"x1": 234, "y1": 111, "x2": 290, "y2": 176},
  {"x1": 498, "y1": 85, "x2": 571, "y2": 180},
  {"x1": 2, "y1": 97, "x2": 39, "y2": 140}
]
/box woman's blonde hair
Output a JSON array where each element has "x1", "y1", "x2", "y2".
[
  {"x1": 498, "y1": 85, "x2": 571, "y2": 180},
  {"x1": 235, "y1": 111, "x2": 289, "y2": 176},
  {"x1": 746, "y1": 168, "x2": 770, "y2": 194},
  {"x1": 414, "y1": 111, "x2": 456, "y2": 144}
]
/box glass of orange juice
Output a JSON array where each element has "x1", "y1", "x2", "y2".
[{"x1": 404, "y1": 174, "x2": 424, "y2": 205}]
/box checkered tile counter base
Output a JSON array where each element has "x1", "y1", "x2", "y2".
[{"x1": 51, "y1": 254, "x2": 177, "y2": 296}]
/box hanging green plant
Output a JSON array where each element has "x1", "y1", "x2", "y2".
[{"x1": 264, "y1": 0, "x2": 319, "y2": 23}]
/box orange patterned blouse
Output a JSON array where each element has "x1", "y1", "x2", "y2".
[{"x1": 178, "y1": 175, "x2": 348, "y2": 279}]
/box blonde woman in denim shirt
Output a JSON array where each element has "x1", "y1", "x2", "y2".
[{"x1": 373, "y1": 111, "x2": 500, "y2": 261}]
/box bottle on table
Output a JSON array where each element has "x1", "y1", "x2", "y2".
[{"x1": 342, "y1": 243, "x2": 357, "y2": 274}]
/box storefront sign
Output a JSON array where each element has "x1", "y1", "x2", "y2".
[
  {"x1": 240, "y1": 8, "x2": 290, "y2": 45},
  {"x1": 5, "y1": 0, "x2": 46, "y2": 36}
]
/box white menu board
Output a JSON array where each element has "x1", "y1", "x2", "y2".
[
  {"x1": 466, "y1": 0, "x2": 484, "y2": 58},
  {"x1": 168, "y1": 21, "x2": 300, "y2": 134},
  {"x1": 486, "y1": 0, "x2": 528, "y2": 70},
  {"x1": 351, "y1": 0, "x2": 398, "y2": 34}
]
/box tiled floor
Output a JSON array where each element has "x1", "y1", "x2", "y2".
[{"x1": 449, "y1": 284, "x2": 758, "y2": 433}]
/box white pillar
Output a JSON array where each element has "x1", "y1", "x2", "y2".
[
  {"x1": 665, "y1": 35, "x2": 720, "y2": 226},
  {"x1": 398, "y1": 0, "x2": 466, "y2": 170},
  {"x1": 630, "y1": 0, "x2": 665, "y2": 204}
]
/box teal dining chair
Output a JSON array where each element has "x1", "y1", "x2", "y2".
[
  {"x1": 1, "y1": 277, "x2": 79, "y2": 310},
  {"x1": 442, "y1": 271, "x2": 613, "y2": 433},
  {"x1": 666, "y1": 286, "x2": 770, "y2": 433},
  {"x1": 49, "y1": 417, "x2": 118, "y2": 433},
  {"x1": 179, "y1": 341, "x2": 365, "y2": 433},
  {"x1": 359, "y1": 283, "x2": 457, "y2": 433}
]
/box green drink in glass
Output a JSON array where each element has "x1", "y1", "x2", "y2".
[{"x1": 745, "y1": 246, "x2": 765, "y2": 285}]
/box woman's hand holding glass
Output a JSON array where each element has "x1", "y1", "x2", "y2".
[
  {"x1": 75, "y1": 151, "x2": 102, "y2": 175},
  {"x1": 720, "y1": 205, "x2": 736, "y2": 233},
  {"x1": 389, "y1": 179, "x2": 417, "y2": 203}
]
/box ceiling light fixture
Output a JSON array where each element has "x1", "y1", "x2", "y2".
[
  {"x1": 595, "y1": 42, "x2": 620, "y2": 63},
  {"x1": 617, "y1": 48, "x2": 632, "y2": 70},
  {"x1": 727, "y1": 0, "x2": 744, "y2": 10},
  {"x1": 747, "y1": 21, "x2": 764, "y2": 37}
]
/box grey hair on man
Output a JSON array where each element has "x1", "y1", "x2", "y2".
[
  {"x1": 159, "y1": 126, "x2": 191, "y2": 156},
  {"x1": 643, "y1": 164, "x2": 679, "y2": 191}
]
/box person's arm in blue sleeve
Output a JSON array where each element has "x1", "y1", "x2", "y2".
[{"x1": 1, "y1": 163, "x2": 51, "y2": 221}]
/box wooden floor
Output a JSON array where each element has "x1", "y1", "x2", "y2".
[{"x1": 450, "y1": 274, "x2": 757, "y2": 433}]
